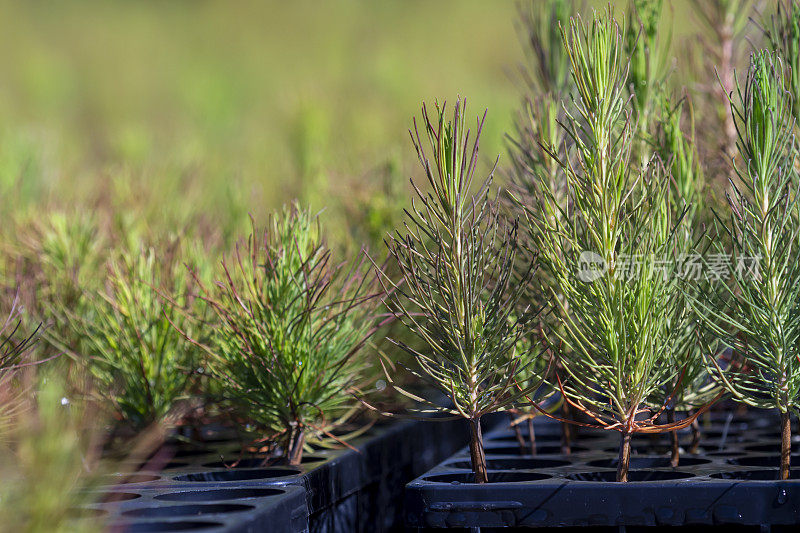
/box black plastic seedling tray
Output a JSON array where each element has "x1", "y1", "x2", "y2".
[
  {"x1": 405, "y1": 412, "x2": 800, "y2": 531},
  {"x1": 94, "y1": 484, "x2": 309, "y2": 532},
  {"x1": 91, "y1": 414, "x2": 504, "y2": 532}
]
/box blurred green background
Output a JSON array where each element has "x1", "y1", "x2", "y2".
[
  {"x1": 0, "y1": 3, "x2": 766, "y2": 525},
  {"x1": 0, "y1": 0, "x2": 526, "y2": 244}
]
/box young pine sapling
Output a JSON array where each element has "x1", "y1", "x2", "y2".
[
  {"x1": 652, "y1": 93, "x2": 719, "y2": 466},
  {"x1": 378, "y1": 100, "x2": 543, "y2": 483},
  {"x1": 193, "y1": 206, "x2": 382, "y2": 465},
  {"x1": 54, "y1": 240, "x2": 209, "y2": 433},
  {"x1": 507, "y1": 0, "x2": 574, "y2": 455},
  {"x1": 692, "y1": 51, "x2": 800, "y2": 480},
  {"x1": 518, "y1": 10, "x2": 710, "y2": 482}
]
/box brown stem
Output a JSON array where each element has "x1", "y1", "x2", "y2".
[
  {"x1": 561, "y1": 401, "x2": 572, "y2": 455},
  {"x1": 689, "y1": 416, "x2": 701, "y2": 454},
  {"x1": 287, "y1": 425, "x2": 305, "y2": 466},
  {"x1": 469, "y1": 416, "x2": 487, "y2": 484},
  {"x1": 617, "y1": 430, "x2": 632, "y2": 482},
  {"x1": 781, "y1": 411, "x2": 791, "y2": 480},
  {"x1": 509, "y1": 412, "x2": 526, "y2": 454},
  {"x1": 527, "y1": 416, "x2": 536, "y2": 456},
  {"x1": 668, "y1": 409, "x2": 679, "y2": 467}
]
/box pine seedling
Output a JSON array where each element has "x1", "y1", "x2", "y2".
[
  {"x1": 761, "y1": 0, "x2": 800, "y2": 125},
  {"x1": 691, "y1": 51, "x2": 800, "y2": 480},
  {"x1": 518, "y1": 10, "x2": 710, "y2": 482},
  {"x1": 193, "y1": 206, "x2": 381, "y2": 465},
  {"x1": 378, "y1": 99, "x2": 543, "y2": 484},
  {"x1": 507, "y1": 0, "x2": 575, "y2": 453},
  {"x1": 652, "y1": 93, "x2": 719, "y2": 464},
  {"x1": 53, "y1": 240, "x2": 208, "y2": 433}
]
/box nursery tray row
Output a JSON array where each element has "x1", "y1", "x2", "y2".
[
  {"x1": 405, "y1": 411, "x2": 800, "y2": 531},
  {"x1": 88, "y1": 413, "x2": 504, "y2": 532}
]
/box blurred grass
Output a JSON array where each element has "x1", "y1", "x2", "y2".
[{"x1": 0, "y1": 0, "x2": 523, "y2": 241}]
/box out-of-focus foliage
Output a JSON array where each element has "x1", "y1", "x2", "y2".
[
  {"x1": 0, "y1": 372, "x2": 107, "y2": 533},
  {"x1": 50, "y1": 239, "x2": 212, "y2": 431},
  {"x1": 0, "y1": 299, "x2": 41, "y2": 443},
  {"x1": 0, "y1": 0, "x2": 523, "y2": 247}
]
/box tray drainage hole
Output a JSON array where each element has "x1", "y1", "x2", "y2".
[
  {"x1": 587, "y1": 457, "x2": 711, "y2": 469},
  {"x1": 108, "y1": 520, "x2": 223, "y2": 532},
  {"x1": 101, "y1": 492, "x2": 143, "y2": 503},
  {"x1": 447, "y1": 458, "x2": 569, "y2": 470},
  {"x1": 711, "y1": 469, "x2": 800, "y2": 480},
  {"x1": 604, "y1": 443, "x2": 732, "y2": 455},
  {"x1": 173, "y1": 468, "x2": 300, "y2": 482},
  {"x1": 274, "y1": 455, "x2": 327, "y2": 466},
  {"x1": 120, "y1": 460, "x2": 190, "y2": 472},
  {"x1": 148, "y1": 447, "x2": 215, "y2": 460},
  {"x1": 727, "y1": 455, "x2": 800, "y2": 467},
  {"x1": 483, "y1": 445, "x2": 588, "y2": 455},
  {"x1": 567, "y1": 471, "x2": 695, "y2": 482},
  {"x1": 201, "y1": 456, "x2": 325, "y2": 469},
  {"x1": 163, "y1": 462, "x2": 190, "y2": 469},
  {"x1": 123, "y1": 503, "x2": 255, "y2": 518},
  {"x1": 603, "y1": 445, "x2": 670, "y2": 454},
  {"x1": 424, "y1": 472, "x2": 551, "y2": 484},
  {"x1": 537, "y1": 445, "x2": 588, "y2": 454},
  {"x1": 154, "y1": 488, "x2": 284, "y2": 502}
]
